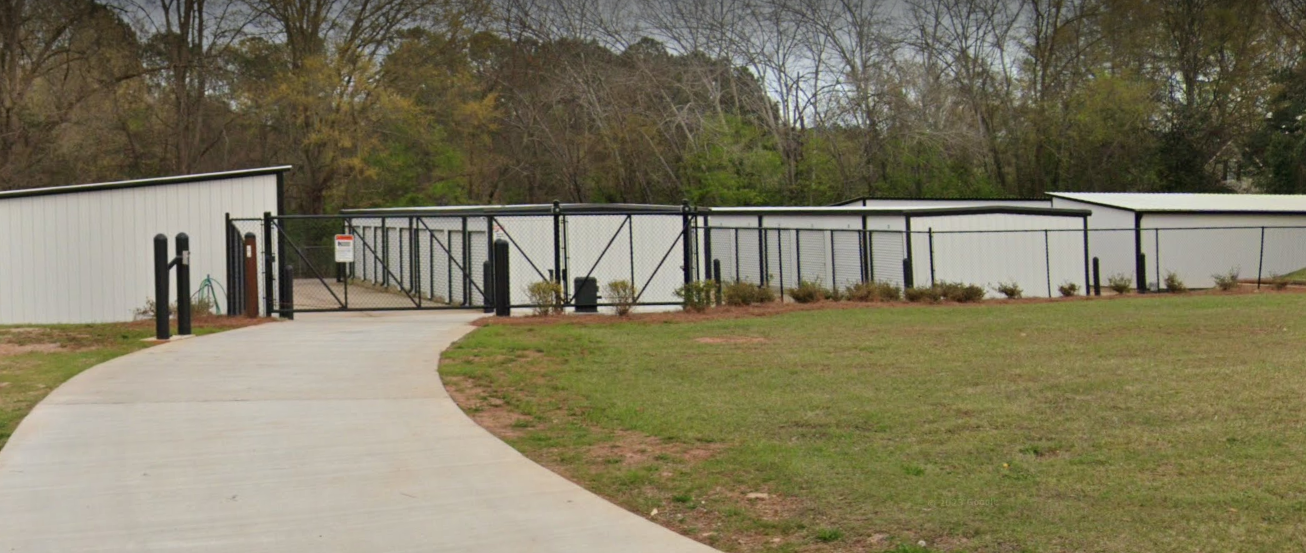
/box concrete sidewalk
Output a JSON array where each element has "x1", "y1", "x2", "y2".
[{"x1": 0, "y1": 312, "x2": 719, "y2": 553}]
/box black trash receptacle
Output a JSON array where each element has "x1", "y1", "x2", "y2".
[{"x1": 574, "y1": 277, "x2": 599, "y2": 313}]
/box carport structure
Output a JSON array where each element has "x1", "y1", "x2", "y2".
[{"x1": 1050, "y1": 193, "x2": 1306, "y2": 290}]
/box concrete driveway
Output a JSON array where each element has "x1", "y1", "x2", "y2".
[{"x1": 0, "y1": 311, "x2": 719, "y2": 553}]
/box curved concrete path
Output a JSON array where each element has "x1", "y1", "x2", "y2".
[{"x1": 0, "y1": 312, "x2": 719, "y2": 553}]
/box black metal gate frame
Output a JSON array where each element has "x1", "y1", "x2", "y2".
[
  {"x1": 479, "y1": 205, "x2": 691, "y2": 310},
  {"x1": 237, "y1": 203, "x2": 699, "y2": 314}
]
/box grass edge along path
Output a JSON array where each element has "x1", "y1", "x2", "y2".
[
  {"x1": 439, "y1": 293, "x2": 1306, "y2": 553},
  {"x1": 0, "y1": 317, "x2": 267, "y2": 451}
]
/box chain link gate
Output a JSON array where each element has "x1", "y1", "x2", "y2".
[{"x1": 228, "y1": 205, "x2": 697, "y2": 315}]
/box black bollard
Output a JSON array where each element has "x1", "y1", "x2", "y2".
[
  {"x1": 494, "y1": 239, "x2": 511, "y2": 317},
  {"x1": 154, "y1": 234, "x2": 170, "y2": 340},
  {"x1": 176, "y1": 233, "x2": 191, "y2": 335}
]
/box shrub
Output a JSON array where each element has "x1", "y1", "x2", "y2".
[
  {"x1": 192, "y1": 296, "x2": 215, "y2": 317},
  {"x1": 723, "y1": 281, "x2": 775, "y2": 306},
  {"x1": 1163, "y1": 271, "x2": 1188, "y2": 293},
  {"x1": 1058, "y1": 282, "x2": 1080, "y2": 297},
  {"x1": 675, "y1": 281, "x2": 717, "y2": 312},
  {"x1": 789, "y1": 279, "x2": 831, "y2": 303},
  {"x1": 904, "y1": 286, "x2": 942, "y2": 303},
  {"x1": 936, "y1": 281, "x2": 986, "y2": 303},
  {"x1": 604, "y1": 280, "x2": 638, "y2": 316},
  {"x1": 526, "y1": 280, "x2": 564, "y2": 316},
  {"x1": 1270, "y1": 273, "x2": 1291, "y2": 290},
  {"x1": 1212, "y1": 268, "x2": 1240, "y2": 291},
  {"x1": 844, "y1": 281, "x2": 902, "y2": 302},
  {"x1": 995, "y1": 281, "x2": 1023, "y2": 299},
  {"x1": 1107, "y1": 273, "x2": 1133, "y2": 294}
]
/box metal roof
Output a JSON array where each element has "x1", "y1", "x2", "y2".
[
  {"x1": 0, "y1": 166, "x2": 292, "y2": 201},
  {"x1": 831, "y1": 196, "x2": 1049, "y2": 207},
  {"x1": 1048, "y1": 192, "x2": 1306, "y2": 214}
]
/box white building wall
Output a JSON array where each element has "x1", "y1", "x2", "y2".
[
  {"x1": 1051, "y1": 197, "x2": 1138, "y2": 289},
  {"x1": 908, "y1": 214, "x2": 1086, "y2": 297},
  {"x1": 1141, "y1": 213, "x2": 1306, "y2": 289},
  {"x1": 0, "y1": 174, "x2": 279, "y2": 324}
]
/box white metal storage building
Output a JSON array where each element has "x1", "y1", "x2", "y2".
[
  {"x1": 1049, "y1": 193, "x2": 1306, "y2": 290},
  {"x1": 703, "y1": 205, "x2": 1090, "y2": 298},
  {"x1": 0, "y1": 167, "x2": 287, "y2": 324}
]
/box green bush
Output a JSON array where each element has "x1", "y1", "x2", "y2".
[
  {"x1": 995, "y1": 281, "x2": 1023, "y2": 299},
  {"x1": 604, "y1": 280, "x2": 638, "y2": 316},
  {"x1": 723, "y1": 281, "x2": 776, "y2": 306},
  {"x1": 844, "y1": 281, "x2": 902, "y2": 302},
  {"x1": 526, "y1": 280, "x2": 564, "y2": 316},
  {"x1": 1212, "y1": 268, "x2": 1240, "y2": 291},
  {"x1": 1164, "y1": 272, "x2": 1188, "y2": 293},
  {"x1": 675, "y1": 281, "x2": 717, "y2": 312},
  {"x1": 789, "y1": 279, "x2": 831, "y2": 303},
  {"x1": 904, "y1": 286, "x2": 942, "y2": 303},
  {"x1": 1058, "y1": 281, "x2": 1080, "y2": 297},
  {"x1": 936, "y1": 281, "x2": 986, "y2": 303},
  {"x1": 1108, "y1": 273, "x2": 1133, "y2": 294}
]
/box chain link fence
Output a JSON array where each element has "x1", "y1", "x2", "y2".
[{"x1": 226, "y1": 211, "x2": 1306, "y2": 314}]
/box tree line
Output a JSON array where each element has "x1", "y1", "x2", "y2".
[{"x1": 3, "y1": 0, "x2": 1306, "y2": 213}]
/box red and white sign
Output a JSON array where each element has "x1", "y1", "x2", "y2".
[{"x1": 334, "y1": 234, "x2": 355, "y2": 263}]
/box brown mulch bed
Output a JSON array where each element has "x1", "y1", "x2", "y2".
[{"x1": 473, "y1": 285, "x2": 1305, "y2": 328}]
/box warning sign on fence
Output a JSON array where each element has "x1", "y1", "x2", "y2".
[{"x1": 334, "y1": 234, "x2": 355, "y2": 263}]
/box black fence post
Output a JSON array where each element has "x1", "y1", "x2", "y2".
[
  {"x1": 224, "y1": 213, "x2": 234, "y2": 316},
  {"x1": 262, "y1": 211, "x2": 275, "y2": 317},
  {"x1": 1092, "y1": 257, "x2": 1101, "y2": 296},
  {"x1": 713, "y1": 259, "x2": 722, "y2": 306},
  {"x1": 628, "y1": 215, "x2": 636, "y2": 287},
  {"x1": 552, "y1": 200, "x2": 562, "y2": 288},
  {"x1": 757, "y1": 217, "x2": 766, "y2": 286},
  {"x1": 1044, "y1": 229, "x2": 1052, "y2": 298},
  {"x1": 860, "y1": 216, "x2": 869, "y2": 283},
  {"x1": 483, "y1": 260, "x2": 494, "y2": 313},
  {"x1": 1257, "y1": 226, "x2": 1266, "y2": 289},
  {"x1": 176, "y1": 233, "x2": 191, "y2": 335},
  {"x1": 702, "y1": 214, "x2": 712, "y2": 285},
  {"x1": 494, "y1": 239, "x2": 511, "y2": 317},
  {"x1": 681, "y1": 200, "x2": 693, "y2": 285},
  {"x1": 904, "y1": 217, "x2": 915, "y2": 288},
  {"x1": 279, "y1": 264, "x2": 295, "y2": 320},
  {"x1": 1138, "y1": 254, "x2": 1148, "y2": 293},
  {"x1": 154, "y1": 234, "x2": 170, "y2": 340},
  {"x1": 927, "y1": 228, "x2": 936, "y2": 287},
  {"x1": 381, "y1": 217, "x2": 389, "y2": 287}
]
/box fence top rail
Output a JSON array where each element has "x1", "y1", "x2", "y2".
[
  {"x1": 708, "y1": 225, "x2": 901, "y2": 233},
  {"x1": 342, "y1": 203, "x2": 687, "y2": 216},
  {"x1": 1090, "y1": 225, "x2": 1306, "y2": 232},
  {"x1": 705, "y1": 205, "x2": 1090, "y2": 218}
]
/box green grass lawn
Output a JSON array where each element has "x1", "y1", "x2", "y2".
[
  {"x1": 441, "y1": 294, "x2": 1306, "y2": 553},
  {"x1": 0, "y1": 318, "x2": 260, "y2": 451}
]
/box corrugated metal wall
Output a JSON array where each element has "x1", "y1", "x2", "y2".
[{"x1": 0, "y1": 175, "x2": 278, "y2": 324}]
